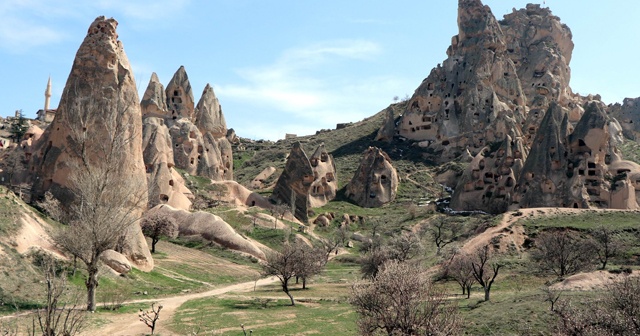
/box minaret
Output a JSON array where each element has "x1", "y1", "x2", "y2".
[{"x1": 44, "y1": 76, "x2": 52, "y2": 111}]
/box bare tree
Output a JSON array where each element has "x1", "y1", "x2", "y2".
[
  {"x1": 292, "y1": 242, "x2": 327, "y2": 289},
  {"x1": 47, "y1": 96, "x2": 148, "y2": 312},
  {"x1": 444, "y1": 251, "x2": 475, "y2": 298},
  {"x1": 139, "y1": 303, "x2": 163, "y2": 335},
  {"x1": 554, "y1": 276, "x2": 640, "y2": 335},
  {"x1": 429, "y1": 216, "x2": 461, "y2": 255},
  {"x1": 359, "y1": 247, "x2": 390, "y2": 280},
  {"x1": 140, "y1": 211, "x2": 178, "y2": 253},
  {"x1": 31, "y1": 258, "x2": 86, "y2": 336},
  {"x1": 387, "y1": 231, "x2": 423, "y2": 262},
  {"x1": 470, "y1": 245, "x2": 501, "y2": 301},
  {"x1": 591, "y1": 225, "x2": 622, "y2": 270},
  {"x1": 531, "y1": 230, "x2": 595, "y2": 278},
  {"x1": 542, "y1": 286, "x2": 562, "y2": 312},
  {"x1": 262, "y1": 244, "x2": 298, "y2": 306},
  {"x1": 350, "y1": 260, "x2": 462, "y2": 335}
]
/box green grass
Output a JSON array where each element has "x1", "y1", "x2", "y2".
[{"x1": 171, "y1": 298, "x2": 357, "y2": 335}]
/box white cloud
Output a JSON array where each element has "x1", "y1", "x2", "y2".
[
  {"x1": 0, "y1": 0, "x2": 190, "y2": 53},
  {"x1": 217, "y1": 40, "x2": 410, "y2": 140},
  {"x1": 0, "y1": 16, "x2": 64, "y2": 52}
]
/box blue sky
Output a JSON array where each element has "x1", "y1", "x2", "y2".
[{"x1": 1, "y1": 1, "x2": 639, "y2": 140}]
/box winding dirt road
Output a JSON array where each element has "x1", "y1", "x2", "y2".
[{"x1": 84, "y1": 276, "x2": 279, "y2": 336}]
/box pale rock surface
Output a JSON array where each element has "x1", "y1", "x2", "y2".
[
  {"x1": 165, "y1": 66, "x2": 195, "y2": 120},
  {"x1": 271, "y1": 142, "x2": 313, "y2": 221},
  {"x1": 28, "y1": 16, "x2": 153, "y2": 270},
  {"x1": 346, "y1": 147, "x2": 398, "y2": 208},
  {"x1": 308, "y1": 144, "x2": 338, "y2": 208},
  {"x1": 100, "y1": 249, "x2": 132, "y2": 274},
  {"x1": 149, "y1": 204, "x2": 266, "y2": 260},
  {"x1": 140, "y1": 72, "x2": 169, "y2": 119},
  {"x1": 250, "y1": 166, "x2": 276, "y2": 189}
]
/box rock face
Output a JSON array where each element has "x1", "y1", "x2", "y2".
[
  {"x1": 346, "y1": 147, "x2": 398, "y2": 208},
  {"x1": 140, "y1": 68, "x2": 233, "y2": 182},
  {"x1": 142, "y1": 117, "x2": 193, "y2": 210},
  {"x1": 608, "y1": 97, "x2": 640, "y2": 140},
  {"x1": 374, "y1": 107, "x2": 396, "y2": 142},
  {"x1": 308, "y1": 144, "x2": 338, "y2": 208},
  {"x1": 28, "y1": 16, "x2": 153, "y2": 270},
  {"x1": 377, "y1": 0, "x2": 640, "y2": 212},
  {"x1": 100, "y1": 249, "x2": 132, "y2": 274},
  {"x1": 165, "y1": 66, "x2": 195, "y2": 120},
  {"x1": 150, "y1": 204, "x2": 266, "y2": 260},
  {"x1": 513, "y1": 102, "x2": 638, "y2": 209},
  {"x1": 271, "y1": 142, "x2": 339, "y2": 221},
  {"x1": 141, "y1": 73, "x2": 169, "y2": 119},
  {"x1": 271, "y1": 142, "x2": 313, "y2": 222}
]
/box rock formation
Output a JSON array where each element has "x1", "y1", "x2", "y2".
[
  {"x1": 271, "y1": 142, "x2": 313, "y2": 221},
  {"x1": 250, "y1": 166, "x2": 276, "y2": 189},
  {"x1": 27, "y1": 16, "x2": 153, "y2": 270},
  {"x1": 165, "y1": 66, "x2": 195, "y2": 120},
  {"x1": 271, "y1": 142, "x2": 339, "y2": 221},
  {"x1": 140, "y1": 67, "x2": 233, "y2": 182},
  {"x1": 140, "y1": 72, "x2": 169, "y2": 119},
  {"x1": 374, "y1": 107, "x2": 396, "y2": 142},
  {"x1": 149, "y1": 204, "x2": 266, "y2": 260},
  {"x1": 608, "y1": 97, "x2": 640, "y2": 140},
  {"x1": 346, "y1": 147, "x2": 398, "y2": 208},
  {"x1": 513, "y1": 102, "x2": 636, "y2": 209},
  {"x1": 142, "y1": 117, "x2": 193, "y2": 210},
  {"x1": 308, "y1": 144, "x2": 338, "y2": 208},
  {"x1": 374, "y1": 0, "x2": 640, "y2": 212}
]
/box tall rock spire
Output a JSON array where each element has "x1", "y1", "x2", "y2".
[{"x1": 29, "y1": 16, "x2": 153, "y2": 271}]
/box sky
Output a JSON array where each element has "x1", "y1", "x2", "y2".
[{"x1": 1, "y1": 1, "x2": 639, "y2": 141}]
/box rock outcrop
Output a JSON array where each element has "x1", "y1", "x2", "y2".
[
  {"x1": 149, "y1": 204, "x2": 266, "y2": 260},
  {"x1": 513, "y1": 102, "x2": 637, "y2": 209},
  {"x1": 271, "y1": 142, "x2": 339, "y2": 221},
  {"x1": 142, "y1": 117, "x2": 193, "y2": 210},
  {"x1": 165, "y1": 66, "x2": 195, "y2": 120},
  {"x1": 308, "y1": 144, "x2": 338, "y2": 208},
  {"x1": 28, "y1": 16, "x2": 153, "y2": 270},
  {"x1": 271, "y1": 142, "x2": 313, "y2": 221},
  {"x1": 140, "y1": 67, "x2": 233, "y2": 182},
  {"x1": 346, "y1": 147, "x2": 398, "y2": 208},
  {"x1": 141, "y1": 72, "x2": 169, "y2": 119},
  {"x1": 608, "y1": 97, "x2": 640, "y2": 140}
]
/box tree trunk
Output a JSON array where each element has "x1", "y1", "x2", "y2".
[
  {"x1": 302, "y1": 277, "x2": 307, "y2": 289},
  {"x1": 484, "y1": 287, "x2": 490, "y2": 301},
  {"x1": 466, "y1": 285, "x2": 472, "y2": 299},
  {"x1": 151, "y1": 237, "x2": 158, "y2": 253},
  {"x1": 461, "y1": 285, "x2": 466, "y2": 296},
  {"x1": 283, "y1": 281, "x2": 295, "y2": 306},
  {"x1": 86, "y1": 265, "x2": 99, "y2": 311}
]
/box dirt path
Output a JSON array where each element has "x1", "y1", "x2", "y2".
[{"x1": 85, "y1": 276, "x2": 279, "y2": 336}]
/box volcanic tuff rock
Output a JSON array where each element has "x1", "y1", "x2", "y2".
[
  {"x1": 271, "y1": 142, "x2": 339, "y2": 221},
  {"x1": 149, "y1": 204, "x2": 266, "y2": 260},
  {"x1": 514, "y1": 102, "x2": 637, "y2": 209},
  {"x1": 271, "y1": 142, "x2": 314, "y2": 222},
  {"x1": 166, "y1": 66, "x2": 195, "y2": 120},
  {"x1": 142, "y1": 117, "x2": 193, "y2": 210},
  {"x1": 140, "y1": 67, "x2": 233, "y2": 183},
  {"x1": 140, "y1": 72, "x2": 169, "y2": 119},
  {"x1": 308, "y1": 144, "x2": 338, "y2": 208},
  {"x1": 346, "y1": 147, "x2": 398, "y2": 208},
  {"x1": 608, "y1": 97, "x2": 640, "y2": 140},
  {"x1": 195, "y1": 84, "x2": 227, "y2": 138},
  {"x1": 27, "y1": 16, "x2": 153, "y2": 270}
]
